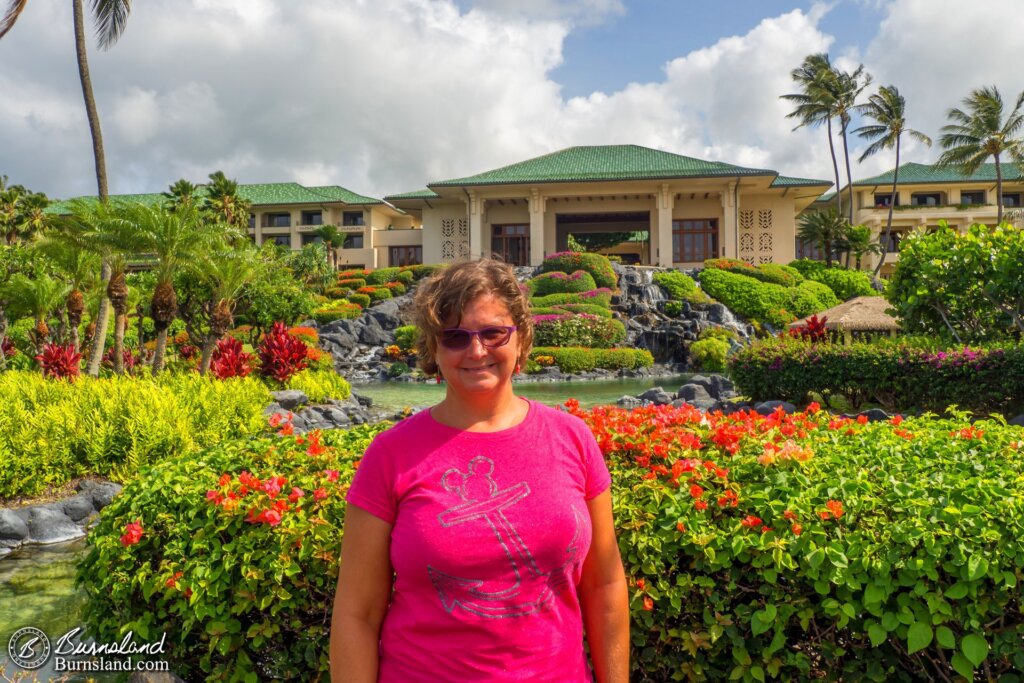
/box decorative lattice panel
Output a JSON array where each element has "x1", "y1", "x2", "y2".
[
  {"x1": 441, "y1": 218, "x2": 455, "y2": 237},
  {"x1": 457, "y1": 219, "x2": 469, "y2": 259},
  {"x1": 738, "y1": 210, "x2": 755, "y2": 262},
  {"x1": 757, "y1": 209, "x2": 774, "y2": 264}
]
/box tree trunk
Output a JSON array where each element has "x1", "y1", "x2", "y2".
[
  {"x1": 198, "y1": 335, "x2": 217, "y2": 376},
  {"x1": 67, "y1": 289, "x2": 84, "y2": 353},
  {"x1": 151, "y1": 328, "x2": 169, "y2": 376},
  {"x1": 995, "y1": 152, "x2": 1003, "y2": 225},
  {"x1": 199, "y1": 299, "x2": 234, "y2": 376},
  {"x1": 841, "y1": 117, "x2": 855, "y2": 225},
  {"x1": 112, "y1": 310, "x2": 126, "y2": 374},
  {"x1": 85, "y1": 261, "x2": 112, "y2": 376},
  {"x1": 0, "y1": 310, "x2": 8, "y2": 371},
  {"x1": 827, "y1": 117, "x2": 842, "y2": 217},
  {"x1": 874, "y1": 141, "x2": 901, "y2": 276},
  {"x1": 150, "y1": 281, "x2": 177, "y2": 375},
  {"x1": 72, "y1": 0, "x2": 108, "y2": 202}
]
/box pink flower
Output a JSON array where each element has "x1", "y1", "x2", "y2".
[{"x1": 120, "y1": 519, "x2": 144, "y2": 547}]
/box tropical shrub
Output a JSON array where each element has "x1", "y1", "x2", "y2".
[
  {"x1": 337, "y1": 268, "x2": 370, "y2": 280},
  {"x1": 347, "y1": 293, "x2": 371, "y2": 309},
  {"x1": 699, "y1": 268, "x2": 793, "y2": 328},
  {"x1": 393, "y1": 325, "x2": 418, "y2": 353},
  {"x1": 365, "y1": 267, "x2": 401, "y2": 285},
  {"x1": 399, "y1": 264, "x2": 444, "y2": 280},
  {"x1": 383, "y1": 281, "x2": 407, "y2": 296},
  {"x1": 756, "y1": 263, "x2": 805, "y2": 287},
  {"x1": 258, "y1": 322, "x2": 309, "y2": 383},
  {"x1": 528, "y1": 270, "x2": 598, "y2": 297},
  {"x1": 531, "y1": 288, "x2": 613, "y2": 309},
  {"x1": 336, "y1": 278, "x2": 367, "y2": 290},
  {"x1": 663, "y1": 301, "x2": 683, "y2": 317},
  {"x1": 287, "y1": 326, "x2": 319, "y2": 345},
  {"x1": 789, "y1": 259, "x2": 874, "y2": 301},
  {"x1": 688, "y1": 338, "x2": 730, "y2": 373},
  {"x1": 394, "y1": 270, "x2": 415, "y2": 286},
  {"x1": 77, "y1": 425, "x2": 388, "y2": 682},
  {"x1": 529, "y1": 347, "x2": 653, "y2": 372},
  {"x1": 886, "y1": 223, "x2": 1024, "y2": 342},
  {"x1": 533, "y1": 314, "x2": 626, "y2": 348},
  {"x1": 387, "y1": 361, "x2": 410, "y2": 377},
  {"x1": 311, "y1": 301, "x2": 362, "y2": 324},
  {"x1": 552, "y1": 303, "x2": 614, "y2": 318},
  {"x1": 36, "y1": 343, "x2": 82, "y2": 380},
  {"x1": 652, "y1": 270, "x2": 702, "y2": 301},
  {"x1": 210, "y1": 337, "x2": 255, "y2": 380},
  {"x1": 0, "y1": 372, "x2": 271, "y2": 498},
  {"x1": 365, "y1": 287, "x2": 393, "y2": 303},
  {"x1": 563, "y1": 401, "x2": 1024, "y2": 683},
  {"x1": 538, "y1": 251, "x2": 617, "y2": 290},
  {"x1": 283, "y1": 369, "x2": 350, "y2": 403},
  {"x1": 729, "y1": 336, "x2": 1024, "y2": 414},
  {"x1": 703, "y1": 257, "x2": 752, "y2": 271}
]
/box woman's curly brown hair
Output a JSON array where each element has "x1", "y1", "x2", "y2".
[{"x1": 412, "y1": 259, "x2": 534, "y2": 376}]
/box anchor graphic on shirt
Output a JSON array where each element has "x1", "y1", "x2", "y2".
[{"x1": 427, "y1": 455, "x2": 582, "y2": 618}]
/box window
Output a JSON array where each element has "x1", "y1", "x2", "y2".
[
  {"x1": 345, "y1": 234, "x2": 364, "y2": 249},
  {"x1": 911, "y1": 193, "x2": 942, "y2": 206},
  {"x1": 301, "y1": 210, "x2": 323, "y2": 226},
  {"x1": 263, "y1": 212, "x2": 291, "y2": 228},
  {"x1": 884, "y1": 231, "x2": 904, "y2": 254},
  {"x1": 1002, "y1": 193, "x2": 1021, "y2": 207},
  {"x1": 389, "y1": 246, "x2": 423, "y2": 267},
  {"x1": 960, "y1": 190, "x2": 985, "y2": 205},
  {"x1": 491, "y1": 224, "x2": 529, "y2": 266},
  {"x1": 874, "y1": 193, "x2": 899, "y2": 207},
  {"x1": 268, "y1": 235, "x2": 291, "y2": 248},
  {"x1": 301, "y1": 234, "x2": 324, "y2": 246},
  {"x1": 342, "y1": 211, "x2": 365, "y2": 226},
  {"x1": 248, "y1": 213, "x2": 256, "y2": 229},
  {"x1": 795, "y1": 237, "x2": 826, "y2": 261},
  {"x1": 672, "y1": 219, "x2": 717, "y2": 263}
]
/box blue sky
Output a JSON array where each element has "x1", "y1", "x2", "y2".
[{"x1": 1, "y1": 0, "x2": 1022, "y2": 198}]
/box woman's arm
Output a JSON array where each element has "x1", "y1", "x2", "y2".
[
  {"x1": 579, "y1": 489, "x2": 630, "y2": 683},
  {"x1": 330, "y1": 505, "x2": 394, "y2": 683}
]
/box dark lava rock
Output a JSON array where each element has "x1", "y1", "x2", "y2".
[
  {"x1": 80, "y1": 480, "x2": 122, "y2": 509},
  {"x1": 61, "y1": 493, "x2": 96, "y2": 522},
  {"x1": 27, "y1": 506, "x2": 83, "y2": 543},
  {"x1": 755, "y1": 400, "x2": 797, "y2": 415},
  {"x1": 272, "y1": 390, "x2": 309, "y2": 410},
  {"x1": 0, "y1": 509, "x2": 30, "y2": 541}
]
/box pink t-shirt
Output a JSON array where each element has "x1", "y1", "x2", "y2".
[{"x1": 346, "y1": 399, "x2": 611, "y2": 682}]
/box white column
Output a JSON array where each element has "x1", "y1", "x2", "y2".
[
  {"x1": 721, "y1": 183, "x2": 738, "y2": 259},
  {"x1": 656, "y1": 183, "x2": 674, "y2": 267},
  {"x1": 529, "y1": 188, "x2": 546, "y2": 266},
  {"x1": 468, "y1": 192, "x2": 486, "y2": 260}
]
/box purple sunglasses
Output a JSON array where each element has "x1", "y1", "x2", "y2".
[{"x1": 438, "y1": 325, "x2": 517, "y2": 350}]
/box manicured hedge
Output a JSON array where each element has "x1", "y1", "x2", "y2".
[
  {"x1": 0, "y1": 372, "x2": 271, "y2": 498},
  {"x1": 336, "y1": 278, "x2": 367, "y2": 290},
  {"x1": 399, "y1": 264, "x2": 445, "y2": 280},
  {"x1": 729, "y1": 336, "x2": 1024, "y2": 414},
  {"x1": 689, "y1": 337, "x2": 729, "y2": 372},
  {"x1": 337, "y1": 268, "x2": 370, "y2": 280},
  {"x1": 705, "y1": 259, "x2": 805, "y2": 287},
  {"x1": 528, "y1": 346, "x2": 653, "y2": 372},
  {"x1": 365, "y1": 267, "x2": 401, "y2": 285},
  {"x1": 283, "y1": 369, "x2": 350, "y2": 403},
  {"x1": 311, "y1": 301, "x2": 362, "y2": 324},
  {"x1": 528, "y1": 270, "x2": 598, "y2": 297},
  {"x1": 789, "y1": 259, "x2": 875, "y2": 300},
  {"x1": 699, "y1": 269, "x2": 835, "y2": 328},
  {"x1": 347, "y1": 292, "x2": 371, "y2": 309},
  {"x1": 538, "y1": 251, "x2": 618, "y2": 290},
  {"x1": 553, "y1": 303, "x2": 614, "y2": 318},
  {"x1": 533, "y1": 314, "x2": 627, "y2": 348},
  {"x1": 531, "y1": 288, "x2": 613, "y2": 309},
  {"x1": 652, "y1": 270, "x2": 702, "y2": 300}
]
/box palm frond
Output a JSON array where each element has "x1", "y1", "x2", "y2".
[
  {"x1": 91, "y1": 0, "x2": 131, "y2": 49},
  {"x1": 0, "y1": 0, "x2": 28, "y2": 40}
]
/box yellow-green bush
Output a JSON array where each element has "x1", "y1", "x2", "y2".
[
  {"x1": 284, "y1": 369, "x2": 351, "y2": 403},
  {"x1": 0, "y1": 372, "x2": 271, "y2": 498}
]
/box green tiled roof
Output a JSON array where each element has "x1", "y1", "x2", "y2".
[
  {"x1": 771, "y1": 175, "x2": 832, "y2": 188},
  {"x1": 429, "y1": 145, "x2": 777, "y2": 187},
  {"x1": 383, "y1": 189, "x2": 440, "y2": 200},
  {"x1": 307, "y1": 185, "x2": 382, "y2": 205},
  {"x1": 853, "y1": 162, "x2": 1024, "y2": 186},
  {"x1": 45, "y1": 182, "x2": 383, "y2": 214}
]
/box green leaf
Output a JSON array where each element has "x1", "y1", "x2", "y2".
[
  {"x1": 961, "y1": 634, "x2": 988, "y2": 667},
  {"x1": 951, "y1": 653, "x2": 974, "y2": 680},
  {"x1": 935, "y1": 626, "x2": 955, "y2": 649},
  {"x1": 868, "y1": 624, "x2": 887, "y2": 647},
  {"x1": 944, "y1": 582, "x2": 969, "y2": 599},
  {"x1": 863, "y1": 584, "x2": 885, "y2": 606},
  {"x1": 906, "y1": 621, "x2": 933, "y2": 655},
  {"x1": 967, "y1": 555, "x2": 988, "y2": 581},
  {"x1": 750, "y1": 665, "x2": 765, "y2": 682},
  {"x1": 806, "y1": 548, "x2": 825, "y2": 570}
]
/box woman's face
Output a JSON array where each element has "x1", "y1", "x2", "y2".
[{"x1": 435, "y1": 293, "x2": 519, "y2": 400}]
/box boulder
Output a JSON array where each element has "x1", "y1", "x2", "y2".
[
  {"x1": 367, "y1": 298, "x2": 404, "y2": 330},
  {"x1": 357, "y1": 319, "x2": 394, "y2": 346},
  {"x1": 61, "y1": 493, "x2": 96, "y2": 522},
  {"x1": 638, "y1": 387, "x2": 673, "y2": 405},
  {"x1": 271, "y1": 390, "x2": 309, "y2": 410},
  {"x1": 27, "y1": 506, "x2": 84, "y2": 543},
  {"x1": 1009, "y1": 414, "x2": 1024, "y2": 427},
  {"x1": 80, "y1": 480, "x2": 122, "y2": 509},
  {"x1": 0, "y1": 509, "x2": 30, "y2": 541},
  {"x1": 706, "y1": 303, "x2": 732, "y2": 324},
  {"x1": 755, "y1": 400, "x2": 797, "y2": 415},
  {"x1": 676, "y1": 383, "x2": 713, "y2": 404},
  {"x1": 859, "y1": 408, "x2": 890, "y2": 423}
]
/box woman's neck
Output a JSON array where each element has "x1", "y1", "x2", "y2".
[{"x1": 431, "y1": 389, "x2": 527, "y2": 432}]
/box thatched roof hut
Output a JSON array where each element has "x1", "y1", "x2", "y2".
[{"x1": 789, "y1": 296, "x2": 901, "y2": 341}]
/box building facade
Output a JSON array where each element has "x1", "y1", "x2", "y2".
[{"x1": 387, "y1": 145, "x2": 830, "y2": 268}]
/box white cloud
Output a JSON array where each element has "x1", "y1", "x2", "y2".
[{"x1": 3, "y1": 0, "x2": 1021, "y2": 202}]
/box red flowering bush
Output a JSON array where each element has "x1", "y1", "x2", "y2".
[
  {"x1": 258, "y1": 321, "x2": 308, "y2": 383},
  {"x1": 36, "y1": 343, "x2": 81, "y2": 380},
  {"x1": 78, "y1": 424, "x2": 388, "y2": 682},
  {"x1": 210, "y1": 336, "x2": 255, "y2": 379}
]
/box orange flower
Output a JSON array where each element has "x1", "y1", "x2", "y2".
[
  {"x1": 856, "y1": 414, "x2": 868, "y2": 425},
  {"x1": 783, "y1": 510, "x2": 797, "y2": 521},
  {"x1": 694, "y1": 500, "x2": 708, "y2": 511},
  {"x1": 676, "y1": 522, "x2": 685, "y2": 533},
  {"x1": 636, "y1": 578, "x2": 646, "y2": 590},
  {"x1": 890, "y1": 415, "x2": 904, "y2": 426},
  {"x1": 791, "y1": 524, "x2": 802, "y2": 536},
  {"x1": 643, "y1": 596, "x2": 654, "y2": 611},
  {"x1": 689, "y1": 484, "x2": 704, "y2": 499}
]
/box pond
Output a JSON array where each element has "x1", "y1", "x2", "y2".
[{"x1": 352, "y1": 374, "x2": 692, "y2": 413}]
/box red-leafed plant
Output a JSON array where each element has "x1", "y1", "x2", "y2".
[
  {"x1": 178, "y1": 344, "x2": 198, "y2": 361},
  {"x1": 258, "y1": 322, "x2": 308, "y2": 383},
  {"x1": 210, "y1": 337, "x2": 255, "y2": 379},
  {"x1": 788, "y1": 314, "x2": 829, "y2": 343},
  {"x1": 1, "y1": 337, "x2": 15, "y2": 358},
  {"x1": 36, "y1": 343, "x2": 82, "y2": 380},
  {"x1": 103, "y1": 347, "x2": 138, "y2": 371}
]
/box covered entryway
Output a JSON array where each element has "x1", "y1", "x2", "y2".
[{"x1": 555, "y1": 212, "x2": 652, "y2": 265}]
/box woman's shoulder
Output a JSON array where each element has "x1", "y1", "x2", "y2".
[{"x1": 366, "y1": 408, "x2": 434, "y2": 450}]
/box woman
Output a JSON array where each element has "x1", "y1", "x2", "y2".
[{"x1": 330, "y1": 259, "x2": 629, "y2": 682}]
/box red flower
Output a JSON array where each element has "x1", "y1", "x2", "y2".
[
  {"x1": 268, "y1": 413, "x2": 284, "y2": 427},
  {"x1": 278, "y1": 422, "x2": 295, "y2": 437},
  {"x1": 826, "y1": 500, "x2": 844, "y2": 519},
  {"x1": 324, "y1": 469, "x2": 340, "y2": 483},
  {"x1": 783, "y1": 510, "x2": 797, "y2": 521},
  {"x1": 741, "y1": 515, "x2": 763, "y2": 529},
  {"x1": 890, "y1": 415, "x2": 904, "y2": 426},
  {"x1": 694, "y1": 500, "x2": 708, "y2": 511},
  {"x1": 806, "y1": 402, "x2": 821, "y2": 414},
  {"x1": 288, "y1": 487, "x2": 305, "y2": 503},
  {"x1": 165, "y1": 571, "x2": 184, "y2": 588},
  {"x1": 791, "y1": 524, "x2": 803, "y2": 536},
  {"x1": 314, "y1": 488, "x2": 328, "y2": 501},
  {"x1": 689, "y1": 484, "x2": 704, "y2": 499},
  {"x1": 119, "y1": 519, "x2": 143, "y2": 547},
  {"x1": 184, "y1": 588, "x2": 193, "y2": 599},
  {"x1": 636, "y1": 578, "x2": 646, "y2": 590},
  {"x1": 218, "y1": 474, "x2": 232, "y2": 488},
  {"x1": 676, "y1": 522, "x2": 685, "y2": 533},
  {"x1": 856, "y1": 414, "x2": 869, "y2": 425},
  {"x1": 643, "y1": 596, "x2": 654, "y2": 611}
]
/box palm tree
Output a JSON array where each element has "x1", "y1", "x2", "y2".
[
  {"x1": 834, "y1": 223, "x2": 884, "y2": 271},
  {"x1": 0, "y1": 182, "x2": 24, "y2": 244},
  {"x1": 3, "y1": 0, "x2": 134, "y2": 374},
  {"x1": 782, "y1": 54, "x2": 844, "y2": 216},
  {"x1": 1, "y1": 274, "x2": 70, "y2": 355},
  {"x1": 34, "y1": 227, "x2": 101, "y2": 353},
  {"x1": 192, "y1": 245, "x2": 267, "y2": 375},
  {"x1": 164, "y1": 179, "x2": 200, "y2": 211},
  {"x1": 798, "y1": 209, "x2": 848, "y2": 269},
  {"x1": 853, "y1": 85, "x2": 933, "y2": 275},
  {"x1": 833, "y1": 64, "x2": 872, "y2": 224},
  {"x1": 314, "y1": 224, "x2": 348, "y2": 270},
  {"x1": 120, "y1": 203, "x2": 224, "y2": 374},
  {"x1": 938, "y1": 86, "x2": 1024, "y2": 225},
  {"x1": 205, "y1": 171, "x2": 251, "y2": 232}
]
